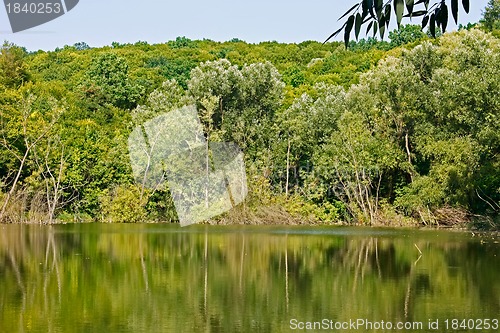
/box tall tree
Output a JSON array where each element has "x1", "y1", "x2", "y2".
[
  {"x1": 0, "y1": 42, "x2": 30, "y2": 88},
  {"x1": 80, "y1": 53, "x2": 143, "y2": 110},
  {"x1": 0, "y1": 84, "x2": 63, "y2": 221}
]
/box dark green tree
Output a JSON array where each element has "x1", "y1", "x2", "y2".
[
  {"x1": 389, "y1": 24, "x2": 426, "y2": 46},
  {"x1": 81, "y1": 53, "x2": 143, "y2": 110},
  {"x1": 481, "y1": 0, "x2": 500, "y2": 30}
]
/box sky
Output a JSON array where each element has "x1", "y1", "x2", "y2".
[{"x1": 0, "y1": 0, "x2": 490, "y2": 51}]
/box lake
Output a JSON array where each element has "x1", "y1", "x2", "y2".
[{"x1": 0, "y1": 224, "x2": 499, "y2": 332}]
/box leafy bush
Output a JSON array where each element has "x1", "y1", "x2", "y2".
[{"x1": 100, "y1": 185, "x2": 147, "y2": 223}]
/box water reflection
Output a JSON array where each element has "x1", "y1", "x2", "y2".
[{"x1": 0, "y1": 225, "x2": 498, "y2": 333}]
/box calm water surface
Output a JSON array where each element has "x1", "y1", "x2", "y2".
[{"x1": 0, "y1": 224, "x2": 498, "y2": 332}]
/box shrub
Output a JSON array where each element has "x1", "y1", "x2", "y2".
[{"x1": 100, "y1": 185, "x2": 147, "y2": 223}]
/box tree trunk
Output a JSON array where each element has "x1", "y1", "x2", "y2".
[
  {"x1": 285, "y1": 137, "x2": 291, "y2": 197},
  {"x1": 0, "y1": 149, "x2": 29, "y2": 221}
]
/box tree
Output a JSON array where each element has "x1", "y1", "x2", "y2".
[
  {"x1": 277, "y1": 94, "x2": 314, "y2": 197},
  {"x1": 481, "y1": 0, "x2": 500, "y2": 30},
  {"x1": 80, "y1": 53, "x2": 143, "y2": 110},
  {"x1": 328, "y1": 0, "x2": 471, "y2": 46},
  {"x1": 31, "y1": 135, "x2": 73, "y2": 223},
  {"x1": 389, "y1": 24, "x2": 426, "y2": 47},
  {"x1": 167, "y1": 36, "x2": 197, "y2": 49},
  {"x1": 308, "y1": 29, "x2": 498, "y2": 224},
  {"x1": 145, "y1": 56, "x2": 196, "y2": 89},
  {"x1": 274, "y1": 83, "x2": 345, "y2": 198},
  {"x1": 187, "y1": 59, "x2": 284, "y2": 155},
  {"x1": 0, "y1": 42, "x2": 30, "y2": 88},
  {"x1": 187, "y1": 59, "x2": 242, "y2": 135},
  {"x1": 0, "y1": 84, "x2": 63, "y2": 222},
  {"x1": 73, "y1": 42, "x2": 90, "y2": 51}
]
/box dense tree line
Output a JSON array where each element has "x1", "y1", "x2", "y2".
[{"x1": 0, "y1": 11, "x2": 498, "y2": 228}]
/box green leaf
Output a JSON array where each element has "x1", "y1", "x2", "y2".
[
  {"x1": 385, "y1": 4, "x2": 392, "y2": 28},
  {"x1": 394, "y1": 0, "x2": 405, "y2": 27},
  {"x1": 338, "y1": 3, "x2": 360, "y2": 22},
  {"x1": 451, "y1": 0, "x2": 459, "y2": 24},
  {"x1": 373, "y1": 21, "x2": 379, "y2": 38},
  {"x1": 355, "y1": 13, "x2": 363, "y2": 40},
  {"x1": 405, "y1": 0, "x2": 414, "y2": 15},
  {"x1": 404, "y1": 10, "x2": 427, "y2": 17},
  {"x1": 344, "y1": 15, "x2": 355, "y2": 47},
  {"x1": 324, "y1": 22, "x2": 346, "y2": 43},
  {"x1": 434, "y1": 6, "x2": 444, "y2": 31},
  {"x1": 366, "y1": 21, "x2": 374, "y2": 35},
  {"x1": 362, "y1": 0, "x2": 370, "y2": 17},
  {"x1": 367, "y1": 0, "x2": 376, "y2": 18},
  {"x1": 377, "y1": 13, "x2": 386, "y2": 32},
  {"x1": 379, "y1": 19, "x2": 386, "y2": 39},
  {"x1": 440, "y1": 4, "x2": 448, "y2": 32},
  {"x1": 422, "y1": 15, "x2": 429, "y2": 30},
  {"x1": 430, "y1": 13, "x2": 436, "y2": 37},
  {"x1": 462, "y1": 0, "x2": 469, "y2": 14},
  {"x1": 361, "y1": 7, "x2": 369, "y2": 19},
  {"x1": 375, "y1": 3, "x2": 384, "y2": 21}
]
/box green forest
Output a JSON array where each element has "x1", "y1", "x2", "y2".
[{"x1": 0, "y1": 4, "x2": 499, "y2": 229}]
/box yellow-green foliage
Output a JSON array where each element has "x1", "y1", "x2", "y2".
[
  {"x1": 0, "y1": 28, "x2": 498, "y2": 227},
  {"x1": 100, "y1": 185, "x2": 147, "y2": 223}
]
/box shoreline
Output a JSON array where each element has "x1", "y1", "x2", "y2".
[{"x1": 1, "y1": 217, "x2": 498, "y2": 233}]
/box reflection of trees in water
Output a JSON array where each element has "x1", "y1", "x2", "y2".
[
  {"x1": 0, "y1": 226, "x2": 63, "y2": 333},
  {"x1": 335, "y1": 238, "x2": 431, "y2": 321},
  {"x1": 445, "y1": 241, "x2": 500, "y2": 314},
  {"x1": 0, "y1": 226, "x2": 498, "y2": 333},
  {"x1": 281, "y1": 237, "x2": 423, "y2": 322}
]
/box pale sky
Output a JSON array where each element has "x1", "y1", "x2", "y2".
[{"x1": 0, "y1": 0, "x2": 489, "y2": 51}]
